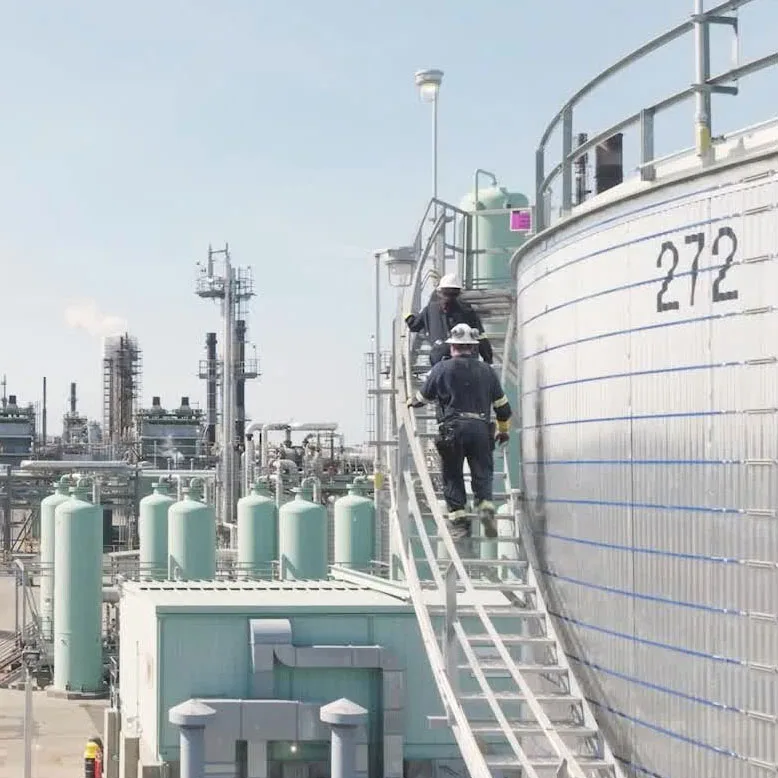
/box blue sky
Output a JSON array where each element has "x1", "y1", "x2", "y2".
[{"x1": 1, "y1": 0, "x2": 776, "y2": 443}]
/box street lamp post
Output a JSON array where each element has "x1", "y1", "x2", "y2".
[
  {"x1": 22, "y1": 647, "x2": 40, "y2": 778},
  {"x1": 415, "y1": 68, "x2": 444, "y2": 275},
  {"x1": 372, "y1": 247, "x2": 417, "y2": 510}
]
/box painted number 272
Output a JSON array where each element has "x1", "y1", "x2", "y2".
[{"x1": 656, "y1": 225, "x2": 739, "y2": 313}]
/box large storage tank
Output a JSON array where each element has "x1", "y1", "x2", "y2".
[
  {"x1": 279, "y1": 488, "x2": 327, "y2": 580},
  {"x1": 52, "y1": 481, "x2": 103, "y2": 694},
  {"x1": 236, "y1": 483, "x2": 277, "y2": 578},
  {"x1": 459, "y1": 184, "x2": 529, "y2": 289},
  {"x1": 39, "y1": 476, "x2": 72, "y2": 643},
  {"x1": 333, "y1": 480, "x2": 375, "y2": 570},
  {"x1": 138, "y1": 481, "x2": 175, "y2": 580},
  {"x1": 168, "y1": 486, "x2": 216, "y2": 581}
]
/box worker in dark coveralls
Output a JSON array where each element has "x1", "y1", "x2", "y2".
[
  {"x1": 404, "y1": 274, "x2": 494, "y2": 366},
  {"x1": 407, "y1": 323, "x2": 512, "y2": 554}
]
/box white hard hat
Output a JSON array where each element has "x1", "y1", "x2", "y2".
[
  {"x1": 445, "y1": 323, "x2": 480, "y2": 345},
  {"x1": 437, "y1": 273, "x2": 462, "y2": 291}
]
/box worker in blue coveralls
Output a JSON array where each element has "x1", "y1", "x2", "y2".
[
  {"x1": 407, "y1": 323, "x2": 512, "y2": 555},
  {"x1": 404, "y1": 274, "x2": 494, "y2": 366}
]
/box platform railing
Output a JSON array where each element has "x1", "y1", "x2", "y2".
[{"x1": 534, "y1": 0, "x2": 778, "y2": 231}]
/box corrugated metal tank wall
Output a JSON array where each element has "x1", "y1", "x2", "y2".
[{"x1": 515, "y1": 152, "x2": 778, "y2": 777}]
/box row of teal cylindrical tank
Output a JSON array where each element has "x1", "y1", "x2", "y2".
[
  {"x1": 37, "y1": 474, "x2": 376, "y2": 696},
  {"x1": 39, "y1": 476, "x2": 105, "y2": 695},
  {"x1": 138, "y1": 476, "x2": 375, "y2": 582}
]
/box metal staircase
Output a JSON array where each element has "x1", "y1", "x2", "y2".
[{"x1": 386, "y1": 198, "x2": 624, "y2": 778}]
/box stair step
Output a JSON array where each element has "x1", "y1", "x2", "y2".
[
  {"x1": 410, "y1": 534, "x2": 519, "y2": 544},
  {"x1": 470, "y1": 722, "x2": 598, "y2": 738},
  {"x1": 467, "y1": 634, "x2": 556, "y2": 646},
  {"x1": 485, "y1": 756, "x2": 612, "y2": 771},
  {"x1": 460, "y1": 692, "x2": 581, "y2": 704},
  {"x1": 458, "y1": 662, "x2": 564, "y2": 674}
]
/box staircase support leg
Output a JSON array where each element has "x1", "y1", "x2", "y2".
[{"x1": 443, "y1": 563, "x2": 458, "y2": 701}]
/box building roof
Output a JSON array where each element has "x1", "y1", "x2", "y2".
[{"x1": 120, "y1": 576, "x2": 512, "y2": 613}]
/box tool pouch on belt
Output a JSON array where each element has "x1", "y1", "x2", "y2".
[
  {"x1": 488, "y1": 421, "x2": 496, "y2": 451},
  {"x1": 435, "y1": 421, "x2": 460, "y2": 457}
]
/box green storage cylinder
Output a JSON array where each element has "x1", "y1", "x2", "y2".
[
  {"x1": 39, "y1": 476, "x2": 72, "y2": 643},
  {"x1": 460, "y1": 185, "x2": 530, "y2": 289},
  {"x1": 333, "y1": 481, "x2": 375, "y2": 570},
  {"x1": 138, "y1": 481, "x2": 175, "y2": 580},
  {"x1": 279, "y1": 488, "x2": 327, "y2": 580},
  {"x1": 168, "y1": 488, "x2": 216, "y2": 581},
  {"x1": 237, "y1": 483, "x2": 278, "y2": 578},
  {"x1": 53, "y1": 483, "x2": 103, "y2": 694}
]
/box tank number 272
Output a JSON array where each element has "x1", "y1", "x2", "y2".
[{"x1": 655, "y1": 225, "x2": 739, "y2": 313}]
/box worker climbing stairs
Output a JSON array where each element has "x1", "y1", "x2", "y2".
[{"x1": 386, "y1": 196, "x2": 625, "y2": 778}]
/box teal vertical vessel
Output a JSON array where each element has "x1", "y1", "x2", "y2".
[
  {"x1": 167, "y1": 487, "x2": 216, "y2": 581},
  {"x1": 39, "y1": 476, "x2": 72, "y2": 643},
  {"x1": 53, "y1": 481, "x2": 103, "y2": 694},
  {"x1": 138, "y1": 481, "x2": 175, "y2": 580},
  {"x1": 279, "y1": 488, "x2": 327, "y2": 580},
  {"x1": 333, "y1": 480, "x2": 375, "y2": 570},
  {"x1": 459, "y1": 183, "x2": 529, "y2": 289},
  {"x1": 236, "y1": 483, "x2": 278, "y2": 578}
]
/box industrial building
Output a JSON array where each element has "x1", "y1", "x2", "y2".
[
  {"x1": 117, "y1": 579, "x2": 506, "y2": 778},
  {"x1": 0, "y1": 391, "x2": 35, "y2": 467},
  {"x1": 136, "y1": 396, "x2": 205, "y2": 468}
]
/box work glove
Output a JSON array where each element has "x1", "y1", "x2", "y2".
[
  {"x1": 495, "y1": 432, "x2": 510, "y2": 447},
  {"x1": 407, "y1": 397, "x2": 425, "y2": 408}
]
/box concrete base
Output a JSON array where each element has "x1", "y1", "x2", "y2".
[{"x1": 46, "y1": 685, "x2": 109, "y2": 700}]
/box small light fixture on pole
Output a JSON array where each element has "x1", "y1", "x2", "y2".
[
  {"x1": 384, "y1": 246, "x2": 417, "y2": 288},
  {"x1": 414, "y1": 69, "x2": 444, "y2": 204}
]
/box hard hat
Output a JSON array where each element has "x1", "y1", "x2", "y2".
[
  {"x1": 445, "y1": 323, "x2": 480, "y2": 345},
  {"x1": 437, "y1": 273, "x2": 462, "y2": 291}
]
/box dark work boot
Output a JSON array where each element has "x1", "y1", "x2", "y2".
[
  {"x1": 475, "y1": 500, "x2": 497, "y2": 539},
  {"x1": 447, "y1": 510, "x2": 473, "y2": 560}
]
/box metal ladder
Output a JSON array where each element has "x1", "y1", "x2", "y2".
[{"x1": 386, "y1": 199, "x2": 625, "y2": 778}]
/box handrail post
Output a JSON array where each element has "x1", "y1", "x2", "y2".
[
  {"x1": 693, "y1": 0, "x2": 713, "y2": 161},
  {"x1": 561, "y1": 106, "x2": 574, "y2": 214},
  {"x1": 640, "y1": 108, "x2": 656, "y2": 181},
  {"x1": 443, "y1": 562, "x2": 459, "y2": 702},
  {"x1": 535, "y1": 148, "x2": 546, "y2": 231}
]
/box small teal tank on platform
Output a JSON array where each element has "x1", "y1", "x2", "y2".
[
  {"x1": 333, "y1": 481, "x2": 375, "y2": 570},
  {"x1": 279, "y1": 488, "x2": 327, "y2": 580},
  {"x1": 459, "y1": 184, "x2": 529, "y2": 289},
  {"x1": 39, "y1": 476, "x2": 72, "y2": 643},
  {"x1": 139, "y1": 481, "x2": 175, "y2": 580},
  {"x1": 237, "y1": 483, "x2": 278, "y2": 578},
  {"x1": 168, "y1": 487, "x2": 216, "y2": 581},
  {"x1": 53, "y1": 483, "x2": 103, "y2": 694}
]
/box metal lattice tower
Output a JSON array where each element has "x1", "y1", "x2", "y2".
[
  {"x1": 195, "y1": 244, "x2": 259, "y2": 524},
  {"x1": 102, "y1": 333, "x2": 142, "y2": 457}
]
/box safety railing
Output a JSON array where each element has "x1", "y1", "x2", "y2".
[
  {"x1": 534, "y1": 0, "x2": 778, "y2": 231},
  {"x1": 388, "y1": 202, "x2": 610, "y2": 778}
]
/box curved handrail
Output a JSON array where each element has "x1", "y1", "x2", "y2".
[
  {"x1": 390, "y1": 206, "x2": 593, "y2": 778},
  {"x1": 534, "y1": 0, "x2": 777, "y2": 230}
]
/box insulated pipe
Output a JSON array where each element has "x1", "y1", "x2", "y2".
[
  {"x1": 20, "y1": 461, "x2": 132, "y2": 472},
  {"x1": 244, "y1": 435, "x2": 255, "y2": 494},
  {"x1": 300, "y1": 476, "x2": 322, "y2": 504}
]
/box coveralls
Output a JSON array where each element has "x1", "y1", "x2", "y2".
[
  {"x1": 414, "y1": 353, "x2": 512, "y2": 546},
  {"x1": 404, "y1": 297, "x2": 494, "y2": 366}
]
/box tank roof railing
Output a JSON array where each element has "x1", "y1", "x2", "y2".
[{"x1": 534, "y1": 0, "x2": 778, "y2": 233}]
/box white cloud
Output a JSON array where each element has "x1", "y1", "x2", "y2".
[{"x1": 64, "y1": 299, "x2": 127, "y2": 338}]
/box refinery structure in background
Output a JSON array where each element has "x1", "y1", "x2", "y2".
[{"x1": 0, "y1": 243, "x2": 373, "y2": 559}]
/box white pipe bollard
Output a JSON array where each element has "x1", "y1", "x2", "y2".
[
  {"x1": 320, "y1": 698, "x2": 368, "y2": 778},
  {"x1": 168, "y1": 700, "x2": 215, "y2": 778}
]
